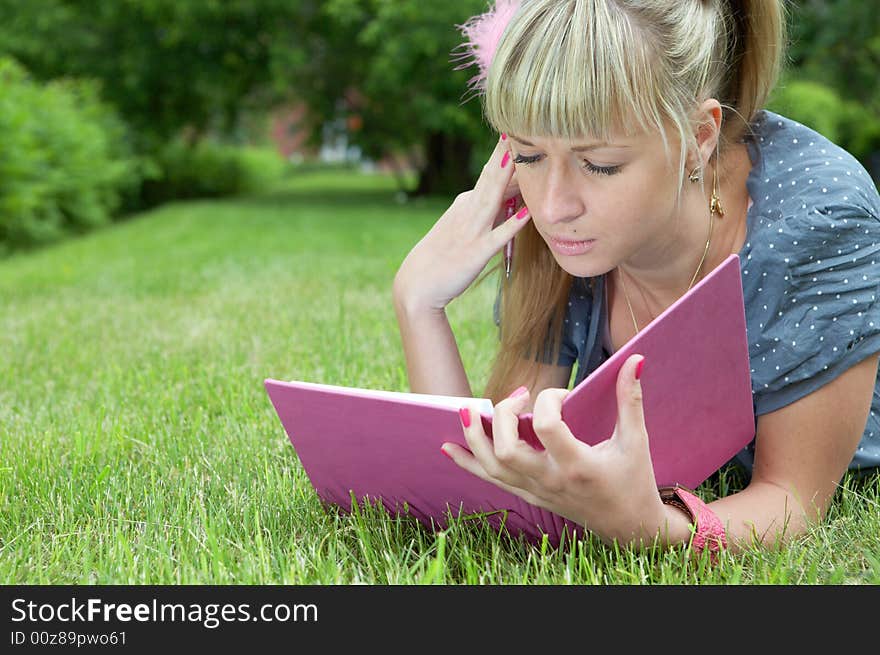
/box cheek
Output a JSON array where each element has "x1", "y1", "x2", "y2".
[
  {"x1": 608, "y1": 170, "x2": 676, "y2": 224},
  {"x1": 588, "y1": 181, "x2": 643, "y2": 229},
  {"x1": 610, "y1": 193, "x2": 650, "y2": 224}
]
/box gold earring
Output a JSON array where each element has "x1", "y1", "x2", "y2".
[
  {"x1": 710, "y1": 165, "x2": 724, "y2": 218},
  {"x1": 688, "y1": 166, "x2": 702, "y2": 183}
]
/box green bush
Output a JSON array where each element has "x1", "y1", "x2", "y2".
[
  {"x1": 0, "y1": 57, "x2": 142, "y2": 255},
  {"x1": 767, "y1": 79, "x2": 880, "y2": 164},
  {"x1": 141, "y1": 140, "x2": 289, "y2": 206},
  {"x1": 838, "y1": 101, "x2": 880, "y2": 165},
  {"x1": 767, "y1": 80, "x2": 844, "y2": 142}
]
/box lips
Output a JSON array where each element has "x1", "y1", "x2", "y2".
[
  {"x1": 547, "y1": 235, "x2": 596, "y2": 256},
  {"x1": 550, "y1": 236, "x2": 591, "y2": 244}
]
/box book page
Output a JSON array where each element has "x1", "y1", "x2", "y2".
[
  {"x1": 289, "y1": 380, "x2": 495, "y2": 416},
  {"x1": 386, "y1": 390, "x2": 495, "y2": 415}
]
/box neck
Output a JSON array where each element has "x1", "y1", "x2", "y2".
[{"x1": 616, "y1": 144, "x2": 752, "y2": 317}]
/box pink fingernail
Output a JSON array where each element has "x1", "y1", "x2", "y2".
[
  {"x1": 516, "y1": 206, "x2": 529, "y2": 219},
  {"x1": 440, "y1": 447, "x2": 453, "y2": 460},
  {"x1": 501, "y1": 133, "x2": 507, "y2": 141},
  {"x1": 508, "y1": 385, "x2": 528, "y2": 398},
  {"x1": 501, "y1": 152, "x2": 510, "y2": 168},
  {"x1": 459, "y1": 407, "x2": 471, "y2": 428},
  {"x1": 635, "y1": 358, "x2": 645, "y2": 380}
]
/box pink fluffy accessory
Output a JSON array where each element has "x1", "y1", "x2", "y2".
[{"x1": 452, "y1": 0, "x2": 523, "y2": 95}]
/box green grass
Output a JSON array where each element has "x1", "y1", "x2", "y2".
[{"x1": 1, "y1": 170, "x2": 878, "y2": 584}]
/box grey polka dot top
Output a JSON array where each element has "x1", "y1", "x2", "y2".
[{"x1": 495, "y1": 109, "x2": 880, "y2": 474}]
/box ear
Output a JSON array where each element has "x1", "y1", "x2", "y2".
[{"x1": 689, "y1": 99, "x2": 723, "y2": 170}]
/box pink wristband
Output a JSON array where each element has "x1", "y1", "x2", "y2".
[{"x1": 659, "y1": 485, "x2": 727, "y2": 561}]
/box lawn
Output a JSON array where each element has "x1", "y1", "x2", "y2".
[{"x1": 2, "y1": 168, "x2": 878, "y2": 584}]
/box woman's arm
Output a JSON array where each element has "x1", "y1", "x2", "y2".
[
  {"x1": 392, "y1": 287, "x2": 473, "y2": 397},
  {"x1": 392, "y1": 288, "x2": 575, "y2": 403},
  {"x1": 445, "y1": 352, "x2": 879, "y2": 553},
  {"x1": 390, "y1": 134, "x2": 532, "y2": 398},
  {"x1": 701, "y1": 352, "x2": 879, "y2": 551}
]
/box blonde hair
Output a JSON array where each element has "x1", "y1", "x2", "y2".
[{"x1": 476, "y1": 0, "x2": 788, "y2": 403}]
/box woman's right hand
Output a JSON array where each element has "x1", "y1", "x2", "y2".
[{"x1": 393, "y1": 134, "x2": 532, "y2": 312}]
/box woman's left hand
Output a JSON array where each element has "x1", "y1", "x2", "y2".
[{"x1": 442, "y1": 354, "x2": 670, "y2": 545}]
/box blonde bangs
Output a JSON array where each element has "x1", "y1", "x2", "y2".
[{"x1": 483, "y1": 0, "x2": 673, "y2": 155}]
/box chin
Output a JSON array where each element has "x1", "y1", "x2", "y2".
[
  {"x1": 544, "y1": 244, "x2": 612, "y2": 279},
  {"x1": 555, "y1": 260, "x2": 611, "y2": 279}
]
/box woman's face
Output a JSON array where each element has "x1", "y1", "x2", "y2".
[{"x1": 508, "y1": 129, "x2": 684, "y2": 278}]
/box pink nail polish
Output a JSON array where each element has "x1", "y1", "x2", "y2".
[
  {"x1": 516, "y1": 206, "x2": 529, "y2": 219},
  {"x1": 635, "y1": 358, "x2": 645, "y2": 380},
  {"x1": 459, "y1": 407, "x2": 471, "y2": 428},
  {"x1": 440, "y1": 447, "x2": 453, "y2": 460},
  {"x1": 508, "y1": 385, "x2": 528, "y2": 398},
  {"x1": 501, "y1": 152, "x2": 510, "y2": 168},
  {"x1": 501, "y1": 133, "x2": 507, "y2": 141}
]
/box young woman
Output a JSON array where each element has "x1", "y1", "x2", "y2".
[{"x1": 393, "y1": 0, "x2": 880, "y2": 556}]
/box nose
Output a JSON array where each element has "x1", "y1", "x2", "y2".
[{"x1": 537, "y1": 163, "x2": 585, "y2": 226}]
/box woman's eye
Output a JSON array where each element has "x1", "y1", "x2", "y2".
[
  {"x1": 582, "y1": 161, "x2": 621, "y2": 176},
  {"x1": 512, "y1": 153, "x2": 620, "y2": 176},
  {"x1": 512, "y1": 154, "x2": 541, "y2": 165}
]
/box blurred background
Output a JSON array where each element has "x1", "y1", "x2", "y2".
[{"x1": 0, "y1": 0, "x2": 877, "y2": 257}]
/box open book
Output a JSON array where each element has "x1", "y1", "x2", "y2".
[{"x1": 265, "y1": 254, "x2": 754, "y2": 546}]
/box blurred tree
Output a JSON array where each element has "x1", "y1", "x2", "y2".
[
  {"x1": 787, "y1": 0, "x2": 880, "y2": 116},
  {"x1": 0, "y1": 0, "x2": 304, "y2": 152},
  {"x1": 279, "y1": 0, "x2": 492, "y2": 196},
  {"x1": 782, "y1": 0, "x2": 880, "y2": 176},
  {"x1": 0, "y1": 0, "x2": 494, "y2": 196}
]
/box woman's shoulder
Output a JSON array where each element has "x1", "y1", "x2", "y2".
[
  {"x1": 746, "y1": 109, "x2": 880, "y2": 223},
  {"x1": 739, "y1": 110, "x2": 879, "y2": 353},
  {"x1": 742, "y1": 110, "x2": 879, "y2": 261}
]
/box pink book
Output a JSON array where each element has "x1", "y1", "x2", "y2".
[{"x1": 265, "y1": 254, "x2": 754, "y2": 546}]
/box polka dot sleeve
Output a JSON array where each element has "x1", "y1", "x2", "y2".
[{"x1": 748, "y1": 207, "x2": 880, "y2": 415}]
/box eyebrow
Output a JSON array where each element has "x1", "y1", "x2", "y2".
[{"x1": 508, "y1": 134, "x2": 630, "y2": 151}]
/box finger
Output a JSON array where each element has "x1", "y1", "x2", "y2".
[
  {"x1": 489, "y1": 200, "x2": 531, "y2": 252},
  {"x1": 501, "y1": 169, "x2": 521, "y2": 205},
  {"x1": 474, "y1": 134, "x2": 516, "y2": 207},
  {"x1": 459, "y1": 400, "x2": 538, "y2": 488},
  {"x1": 441, "y1": 440, "x2": 513, "y2": 491},
  {"x1": 491, "y1": 387, "x2": 547, "y2": 479},
  {"x1": 491, "y1": 184, "x2": 525, "y2": 223},
  {"x1": 440, "y1": 441, "x2": 488, "y2": 480},
  {"x1": 440, "y1": 441, "x2": 547, "y2": 508},
  {"x1": 530, "y1": 388, "x2": 590, "y2": 464},
  {"x1": 457, "y1": 402, "x2": 505, "y2": 479},
  {"x1": 491, "y1": 193, "x2": 520, "y2": 229},
  {"x1": 612, "y1": 354, "x2": 649, "y2": 451}
]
